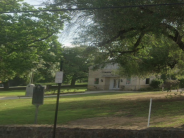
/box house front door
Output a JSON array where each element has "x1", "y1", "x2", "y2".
[{"x1": 109, "y1": 78, "x2": 120, "y2": 89}]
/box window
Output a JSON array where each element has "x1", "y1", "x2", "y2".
[
  {"x1": 94, "y1": 78, "x2": 99, "y2": 84},
  {"x1": 126, "y1": 78, "x2": 131, "y2": 84},
  {"x1": 146, "y1": 78, "x2": 150, "y2": 84}
]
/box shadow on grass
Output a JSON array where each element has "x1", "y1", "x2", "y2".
[
  {"x1": 0, "y1": 95, "x2": 184, "y2": 126},
  {"x1": 0, "y1": 90, "x2": 25, "y2": 93},
  {"x1": 59, "y1": 91, "x2": 163, "y2": 99}
]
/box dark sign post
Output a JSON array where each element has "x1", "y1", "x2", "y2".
[
  {"x1": 34, "y1": 105, "x2": 39, "y2": 124},
  {"x1": 32, "y1": 85, "x2": 44, "y2": 124},
  {"x1": 53, "y1": 61, "x2": 63, "y2": 138}
]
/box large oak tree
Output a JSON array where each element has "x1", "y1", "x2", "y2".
[
  {"x1": 55, "y1": 0, "x2": 184, "y2": 77},
  {"x1": 63, "y1": 46, "x2": 93, "y2": 86}
]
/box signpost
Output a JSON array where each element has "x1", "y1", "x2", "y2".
[
  {"x1": 32, "y1": 85, "x2": 44, "y2": 124},
  {"x1": 53, "y1": 61, "x2": 63, "y2": 138}
]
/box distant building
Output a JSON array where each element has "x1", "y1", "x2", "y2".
[{"x1": 87, "y1": 64, "x2": 155, "y2": 91}]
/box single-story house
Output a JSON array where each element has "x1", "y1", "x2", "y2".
[{"x1": 88, "y1": 64, "x2": 155, "y2": 91}]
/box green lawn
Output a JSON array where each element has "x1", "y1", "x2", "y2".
[
  {"x1": 0, "y1": 90, "x2": 25, "y2": 97},
  {"x1": 45, "y1": 87, "x2": 87, "y2": 95},
  {"x1": 0, "y1": 91, "x2": 184, "y2": 127},
  {"x1": 37, "y1": 82, "x2": 87, "y2": 86},
  {"x1": 0, "y1": 87, "x2": 87, "y2": 97}
]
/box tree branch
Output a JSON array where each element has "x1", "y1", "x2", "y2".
[
  {"x1": 161, "y1": 23, "x2": 184, "y2": 50},
  {"x1": 139, "y1": 6, "x2": 154, "y2": 14},
  {"x1": 97, "y1": 28, "x2": 135, "y2": 47},
  {"x1": 111, "y1": 32, "x2": 145, "y2": 55},
  {"x1": 28, "y1": 33, "x2": 54, "y2": 45}
]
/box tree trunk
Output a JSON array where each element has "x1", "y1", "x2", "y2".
[
  {"x1": 71, "y1": 76, "x2": 76, "y2": 87},
  {"x1": 3, "y1": 81, "x2": 9, "y2": 90}
]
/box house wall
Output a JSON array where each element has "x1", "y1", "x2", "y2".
[
  {"x1": 88, "y1": 69, "x2": 105, "y2": 90},
  {"x1": 137, "y1": 76, "x2": 155, "y2": 90},
  {"x1": 118, "y1": 76, "x2": 155, "y2": 91},
  {"x1": 87, "y1": 65, "x2": 156, "y2": 91},
  {"x1": 119, "y1": 77, "x2": 137, "y2": 90},
  {"x1": 104, "y1": 78, "x2": 110, "y2": 90}
]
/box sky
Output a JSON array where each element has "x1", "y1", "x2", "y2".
[
  {"x1": 23, "y1": 0, "x2": 74, "y2": 47},
  {"x1": 24, "y1": 0, "x2": 43, "y2": 5}
]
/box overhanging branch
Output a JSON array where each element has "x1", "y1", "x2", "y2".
[
  {"x1": 97, "y1": 28, "x2": 135, "y2": 47},
  {"x1": 111, "y1": 32, "x2": 145, "y2": 55},
  {"x1": 161, "y1": 23, "x2": 184, "y2": 50},
  {"x1": 28, "y1": 33, "x2": 54, "y2": 45}
]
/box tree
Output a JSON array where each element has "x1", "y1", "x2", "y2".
[
  {"x1": 55, "y1": 0, "x2": 184, "y2": 77},
  {"x1": 33, "y1": 36, "x2": 63, "y2": 83},
  {"x1": 0, "y1": 0, "x2": 67, "y2": 89},
  {"x1": 116, "y1": 35, "x2": 184, "y2": 77},
  {"x1": 63, "y1": 46, "x2": 93, "y2": 86}
]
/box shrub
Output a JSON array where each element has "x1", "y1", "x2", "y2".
[
  {"x1": 179, "y1": 79, "x2": 184, "y2": 88},
  {"x1": 163, "y1": 80, "x2": 180, "y2": 91},
  {"x1": 150, "y1": 79, "x2": 164, "y2": 89},
  {"x1": 139, "y1": 87, "x2": 161, "y2": 91}
]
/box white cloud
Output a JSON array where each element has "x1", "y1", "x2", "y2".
[{"x1": 23, "y1": 0, "x2": 43, "y2": 5}]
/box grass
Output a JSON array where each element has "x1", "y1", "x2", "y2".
[
  {"x1": 0, "y1": 90, "x2": 25, "y2": 97},
  {"x1": 0, "y1": 87, "x2": 87, "y2": 97},
  {"x1": 0, "y1": 91, "x2": 184, "y2": 127},
  {"x1": 0, "y1": 91, "x2": 184, "y2": 128},
  {"x1": 36, "y1": 82, "x2": 87, "y2": 86},
  {"x1": 45, "y1": 87, "x2": 87, "y2": 95}
]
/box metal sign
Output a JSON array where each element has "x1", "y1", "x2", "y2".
[
  {"x1": 32, "y1": 85, "x2": 44, "y2": 124},
  {"x1": 55, "y1": 71, "x2": 63, "y2": 83},
  {"x1": 32, "y1": 85, "x2": 44, "y2": 105}
]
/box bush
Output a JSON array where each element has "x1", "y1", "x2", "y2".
[
  {"x1": 179, "y1": 79, "x2": 184, "y2": 88},
  {"x1": 163, "y1": 80, "x2": 180, "y2": 91},
  {"x1": 150, "y1": 79, "x2": 164, "y2": 89},
  {"x1": 139, "y1": 87, "x2": 161, "y2": 91}
]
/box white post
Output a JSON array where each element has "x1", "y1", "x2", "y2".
[{"x1": 147, "y1": 98, "x2": 152, "y2": 127}]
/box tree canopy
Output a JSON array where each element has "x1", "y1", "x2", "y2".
[
  {"x1": 63, "y1": 46, "x2": 94, "y2": 86},
  {"x1": 0, "y1": 0, "x2": 67, "y2": 88},
  {"x1": 55, "y1": 0, "x2": 184, "y2": 77},
  {"x1": 31, "y1": 36, "x2": 63, "y2": 83}
]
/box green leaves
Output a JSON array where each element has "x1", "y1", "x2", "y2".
[
  {"x1": 63, "y1": 46, "x2": 93, "y2": 85},
  {"x1": 0, "y1": 1, "x2": 67, "y2": 83},
  {"x1": 55, "y1": 0, "x2": 184, "y2": 78}
]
